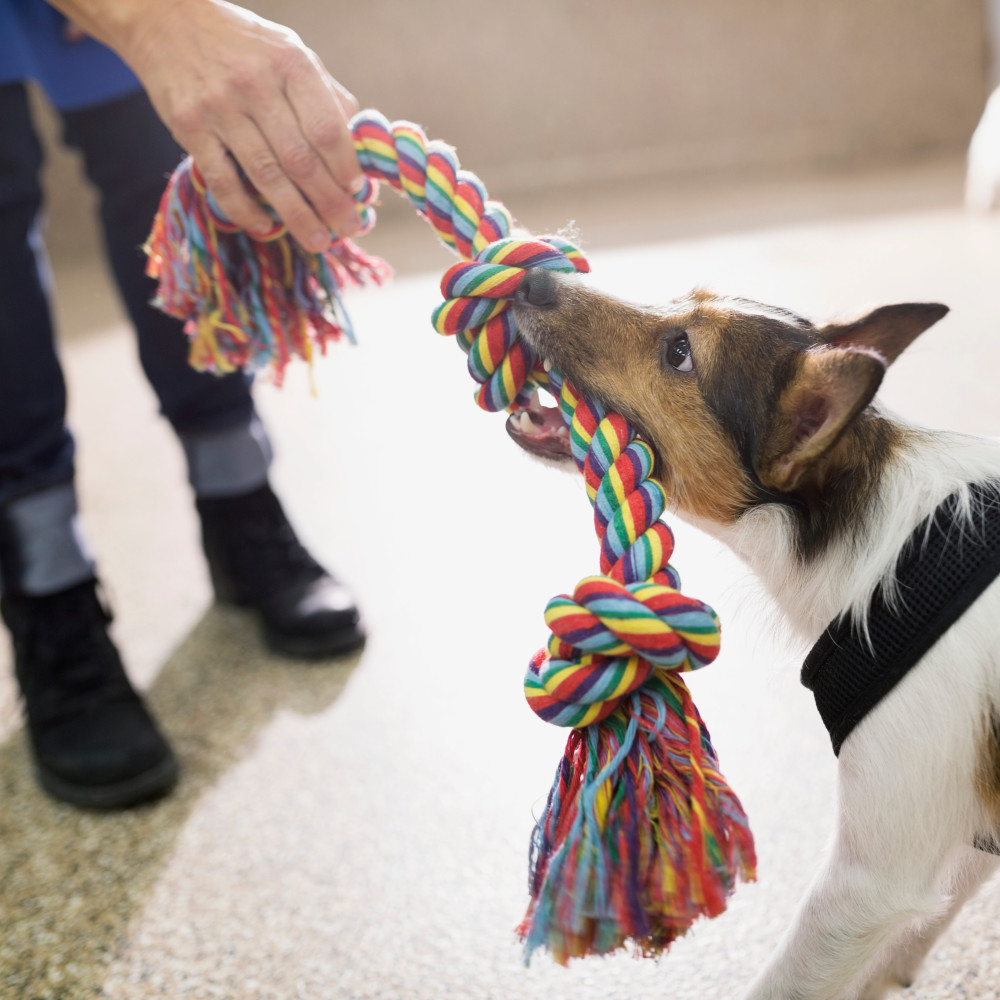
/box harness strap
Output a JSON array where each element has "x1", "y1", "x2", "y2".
[{"x1": 802, "y1": 481, "x2": 1000, "y2": 756}]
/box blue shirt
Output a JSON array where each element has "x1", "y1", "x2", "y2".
[{"x1": 0, "y1": 0, "x2": 141, "y2": 110}]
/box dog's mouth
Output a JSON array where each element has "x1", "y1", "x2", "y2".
[
  {"x1": 506, "y1": 273, "x2": 575, "y2": 462},
  {"x1": 504, "y1": 390, "x2": 573, "y2": 461}
]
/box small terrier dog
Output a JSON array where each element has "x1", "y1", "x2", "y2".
[{"x1": 508, "y1": 269, "x2": 1000, "y2": 1000}]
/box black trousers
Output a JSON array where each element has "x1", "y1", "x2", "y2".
[{"x1": 0, "y1": 83, "x2": 258, "y2": 507}]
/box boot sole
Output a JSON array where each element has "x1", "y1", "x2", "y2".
[
  {"x1": 36, "y1": 752, "x2": 179, "y2": 810},
  {"x1": 262, "y1": 621, "x2": 367, "y2": 659},
  {"x1": 213, "y1": 592, "x2": 367, "y2": 659}
]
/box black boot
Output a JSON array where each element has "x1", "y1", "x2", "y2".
[
  {"x1": 0, "y1": 580, "x2": 178, "y2": 809},
  {"x1": 196, "y1": 484, "x2": 365, "y2": 657}
]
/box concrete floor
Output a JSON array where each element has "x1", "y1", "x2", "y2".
[{"x1": 2, "y1": 158, "x2": 1000, "y2": 999}]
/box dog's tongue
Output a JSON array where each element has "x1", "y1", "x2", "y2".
[{"x1": 505, "y1": 393, "x2": 572, "y2": 459}]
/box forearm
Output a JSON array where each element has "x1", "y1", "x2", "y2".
[
  {"x1": 45, "y1": 0, "x2": 363, "y2": 248},
  {"x1": 44, "y1": 0, "x2": 195, "y2": 60}
]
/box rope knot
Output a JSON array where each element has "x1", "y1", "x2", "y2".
[
  {"x1": 525, "y1": 575, "x2": 721, "y2": 728},
  {"x1": 144, "y1": 110, "x2": 756, "y2": 965},
  {"x1": 431, "y1": 237, "x2": 589, "y2": 411}
]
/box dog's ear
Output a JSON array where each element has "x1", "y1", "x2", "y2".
[
  {"x1": 820, "y1": 302, "x2": 949, "y2": 364},
  {"x1": 757, "y1": 348, "x2": 885, "y2": 493}
]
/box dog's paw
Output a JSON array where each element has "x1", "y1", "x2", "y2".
[
  {"x1": 853, "y1": 980, "x2": 907, "y2": 1000},
  {"x1": 854, "y1": 952, "x2": 922, "y2": 1000}
]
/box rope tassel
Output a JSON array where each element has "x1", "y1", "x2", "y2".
[
  {"x1": 145, "y1": 160, "x2": 389, "y2": 382},
  {"x1": 144, "y1": 108, "x2": 755, "y2": 965},
  {"x1": 516, "y1": 378, "x2": 755, "y2": 964}
]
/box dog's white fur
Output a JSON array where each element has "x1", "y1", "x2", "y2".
[
  {"x1": 512, "y1": 275, "x2": 1000, "y2": 996},
  {"x1": 690, "y1": 421, "x2": 1000, "y2": 999}
]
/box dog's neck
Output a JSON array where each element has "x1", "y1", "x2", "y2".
[{"x1": 688, "y1": 411, "x2": 1000, "y2": 642}]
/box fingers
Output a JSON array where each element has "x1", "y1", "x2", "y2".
[
  {"x1": 189, "y1": 65, "x2": 364, "y2": 250},
  {"x1": 330, "y1": 77, "x2": 360, "y2": 123},
  {"x1": 283, "y1": 53, "x2": 365, "y2": 201},
  {"x1": 187, "y1": 133, "x2": 278, "y2": 239},
  {"x1": 131, "y1": 2, "x2": 367, "y2": 251},
  {"x1": 217, "y1": 117, "x2": 340, "y2": 252},
  {"x1": 253, "y1": 74, "x2": 363, "y2": 242}
]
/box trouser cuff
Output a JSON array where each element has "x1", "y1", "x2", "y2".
[
  {"x1": 180, "y1": 413, "x2": 273, "y2": 498},
  {"x1": 0, "y1": 482, "x2": 94, "y2": 596}
]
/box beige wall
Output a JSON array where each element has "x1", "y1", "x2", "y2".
[{"x1": 33, "y1": 0, "x2": 992, "y2": 261}]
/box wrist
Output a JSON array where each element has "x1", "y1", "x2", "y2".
[{"x1": 46, "y1": 0, "x2": 204, "y2": 57}]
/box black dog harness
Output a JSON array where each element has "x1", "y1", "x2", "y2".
[
  {"x1": 801, "y1": 481, "x2": 1000, "y2": 853},
  {"x1": 802, "y1": 481, "x2": 1000, "y2": 755}
]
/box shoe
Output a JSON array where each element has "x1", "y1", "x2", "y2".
[
  {"x1": 0, "y1": 580, "x2": 178, "y2": 809},
  {"x1": 196, "y1": 484, "x2": 365, "y2": 657}
]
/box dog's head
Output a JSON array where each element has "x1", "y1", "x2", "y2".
[{"x1": 509, "y1": 269, "x2": 948, "y2": 526}]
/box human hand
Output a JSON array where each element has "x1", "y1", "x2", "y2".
[{"x1": 87, "y1": 0, "x2": 365, "y2": 251}]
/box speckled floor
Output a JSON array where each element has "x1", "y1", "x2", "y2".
[{"x1": 2, "y1": 159, "x2": 1000, "y2": 1000}]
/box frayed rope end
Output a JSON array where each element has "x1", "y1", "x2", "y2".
[
  {"x1": 144, "y1": 157, "x2": 391, "y2": 384},
  {"x1": 517, "y1": 669, "x2": 756, "y2": 967}
]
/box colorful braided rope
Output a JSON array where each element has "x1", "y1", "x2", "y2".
[
  {"x1": 145, "y1": 159, "x2": 387, "y2": 383},
  {"x1": 144, "y1": 108, "x2": 755, "y2": 965},
  {"x1": 516, "y1": 370, "x2": 755, "y2": 962}
]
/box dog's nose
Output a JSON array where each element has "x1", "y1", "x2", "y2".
[{"x1": 517, "y1": 268, "x2": 558, "y2": 308}]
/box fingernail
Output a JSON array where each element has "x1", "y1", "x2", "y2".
[{"x1": 349, "y1": 175, "x2": 365, "y2": 194}]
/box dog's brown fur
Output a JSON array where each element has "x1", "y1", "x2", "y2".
[
  {"x1": 511, "y1": 274, "x2": 1000, "y2": 998},
  {"x1": 978, "y1": 709, "x2": 1000, "y2": 822},
  {"x1": 513, "y1": 282, "x2": 941, "y2": 559}
]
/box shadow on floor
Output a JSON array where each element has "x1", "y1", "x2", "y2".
[{"x1": 0, "y1": 605, "x2": 362, "y2": 999}]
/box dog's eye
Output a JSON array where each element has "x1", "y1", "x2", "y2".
[{"x1": 664, "y1": 331, "x2": 694, "y2": 373}]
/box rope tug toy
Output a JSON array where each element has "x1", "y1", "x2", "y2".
[{"x1": 145, "y1": 110, "x2": 756, "y2": 964}]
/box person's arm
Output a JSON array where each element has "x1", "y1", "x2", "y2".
[{"x1": 49, "y1": 0, "x2": 364, "y2": 251}]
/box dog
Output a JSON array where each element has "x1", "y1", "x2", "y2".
[{"x1": 507, "y1": 268, "x2": 1000, "y2": 1000}]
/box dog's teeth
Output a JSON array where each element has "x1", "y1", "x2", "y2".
[
  {"x1": 543, "y1": 358, "x2": 553, "y2": 372},
  {"x1": 517, "y1": 411, "x2": 538, "y2": 435}
]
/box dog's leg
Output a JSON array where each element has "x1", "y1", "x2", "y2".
[
  {"x1": 742, "y1": 687, "x2": 983, "y2": 1000},
  {"x1": 741, "y1": 843, "x2": 944, "y2": 1000},
  {"x1": 851, "y1": 847, "x2": 999, "y2": 1000}
]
